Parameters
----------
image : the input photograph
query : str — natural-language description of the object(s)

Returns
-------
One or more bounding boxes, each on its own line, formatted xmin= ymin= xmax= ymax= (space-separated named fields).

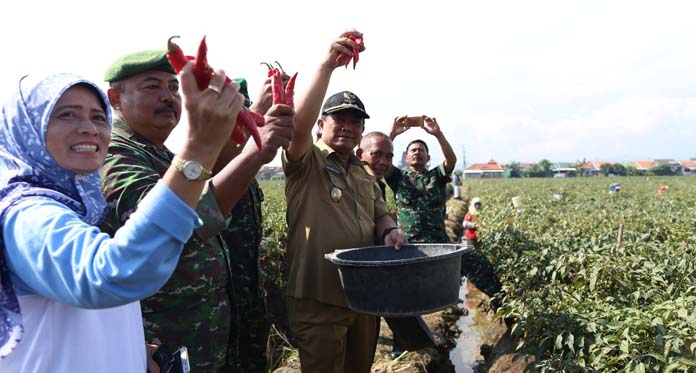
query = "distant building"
xmin=681 ymin=160 xmax=696 ymax=175
xmin=501 ymin=162 xmax=534 ymax=177
xmin=552 ymin=162 xmax=577 ymax=177
xmin=462 ymin=159 xmax=505 ymax=179
xmin=654 ymin=159 xmax=684 ymax=174
xmin=518 ymin=163 xmax=534 ymax=173
xmin=593 ymin=161 xmax=614 ymax=176
xmin=575 ymin=161 xmax=598 ymax=176
xmin=634 ymin=160 xmax=656 ymax=171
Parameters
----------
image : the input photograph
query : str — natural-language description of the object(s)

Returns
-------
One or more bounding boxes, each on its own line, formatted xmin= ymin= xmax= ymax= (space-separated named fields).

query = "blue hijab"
xmin=0 ymin=73 xmax=112 ymax=358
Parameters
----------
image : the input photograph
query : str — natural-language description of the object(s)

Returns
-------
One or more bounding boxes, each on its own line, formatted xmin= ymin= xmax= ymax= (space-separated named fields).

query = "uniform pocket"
xmin=356 ymin=179 xmax=376 ymax=219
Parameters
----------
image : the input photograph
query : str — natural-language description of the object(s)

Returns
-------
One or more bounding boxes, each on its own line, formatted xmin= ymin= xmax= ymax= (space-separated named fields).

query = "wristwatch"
xmin=173 ymin=157 xmax=212 ymax=181
xmin=382 ymin=226 xmax=399 ymax=242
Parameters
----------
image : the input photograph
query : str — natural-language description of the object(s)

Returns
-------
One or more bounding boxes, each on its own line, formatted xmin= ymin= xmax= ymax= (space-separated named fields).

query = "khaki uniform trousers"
xmin=288 ymin=297 xmax=378 ymax=373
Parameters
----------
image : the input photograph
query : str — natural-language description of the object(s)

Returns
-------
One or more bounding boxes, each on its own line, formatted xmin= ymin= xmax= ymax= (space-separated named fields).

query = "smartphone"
xmin=173 ymin=346 xmax=191 ymax=373
xmin=404 ymin=116 xmax=424 ymax=127
xmin=152 ymin=345 xmax=190 ymax=373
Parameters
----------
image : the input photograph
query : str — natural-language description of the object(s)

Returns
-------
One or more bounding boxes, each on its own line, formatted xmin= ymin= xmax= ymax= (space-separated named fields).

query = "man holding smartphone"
xmin=386 ymin=116 xmax=457 ymax=244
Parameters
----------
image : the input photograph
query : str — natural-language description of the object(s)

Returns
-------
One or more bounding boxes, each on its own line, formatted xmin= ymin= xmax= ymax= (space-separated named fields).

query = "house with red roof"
xmin=462 ymin=159 xmax=505 ymax=179
xmin=634 ymin=160 xmax=657 ymax=171
xmin=680 ymin=160 xmax=696 ymax=175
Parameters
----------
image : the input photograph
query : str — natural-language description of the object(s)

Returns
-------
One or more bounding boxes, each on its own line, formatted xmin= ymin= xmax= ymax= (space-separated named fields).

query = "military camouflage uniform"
xmin=384 ymin=163 xmax=452 ymax=243
xmin=100 ymin=121 xmax=232 ymax=371
xmin=219 ymin=179 xmax=270 ymax=372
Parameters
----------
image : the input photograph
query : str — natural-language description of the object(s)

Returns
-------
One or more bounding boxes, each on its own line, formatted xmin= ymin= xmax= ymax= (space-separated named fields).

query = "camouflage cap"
xmin=104 ymin=50 xmax=175 ymax=82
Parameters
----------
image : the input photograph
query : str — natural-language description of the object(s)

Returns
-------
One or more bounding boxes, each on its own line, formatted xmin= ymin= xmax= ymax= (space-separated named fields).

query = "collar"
xmin=361 ymin=162 xmax=376 ymax=177
xmin=112 ymin=120 xmax=174 ymax=158
xmin=404 ymin=167 xmax=427 ymax=176
xmin=316 ymin=139 xmax=362 ymax=166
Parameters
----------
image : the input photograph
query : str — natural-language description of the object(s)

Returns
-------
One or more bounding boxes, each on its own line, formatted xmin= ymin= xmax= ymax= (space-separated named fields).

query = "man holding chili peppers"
xmin=282 ymin=30 xmax=407 ymax=372
xmin=99 ymin=49 xmax=294 ymax=371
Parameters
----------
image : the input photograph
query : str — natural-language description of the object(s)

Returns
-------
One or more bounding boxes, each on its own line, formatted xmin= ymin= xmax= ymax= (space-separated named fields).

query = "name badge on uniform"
xmin=330 ymin=187 xmax=343 ymax=202
xmin=324 ymin=163 xmax=342 ymax=175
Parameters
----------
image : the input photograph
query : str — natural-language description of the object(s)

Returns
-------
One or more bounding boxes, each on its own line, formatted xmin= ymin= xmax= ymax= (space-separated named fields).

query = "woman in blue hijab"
xmin=0 ymin=66 xmax=244 ymax=371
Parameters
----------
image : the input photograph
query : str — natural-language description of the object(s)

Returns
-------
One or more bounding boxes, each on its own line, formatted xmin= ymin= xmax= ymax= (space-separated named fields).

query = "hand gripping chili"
xmin=335 ymin=32 xmax=364 ymax=69
xmin=166 ymin=36 xmax=265 ymax=149
xmin=260 ymin=61 xmax=298 ymax=107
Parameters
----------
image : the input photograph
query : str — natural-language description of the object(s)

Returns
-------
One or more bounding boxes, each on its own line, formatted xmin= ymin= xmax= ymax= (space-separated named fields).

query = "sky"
xmin=2 ymin=0 xmax=695 ymax=169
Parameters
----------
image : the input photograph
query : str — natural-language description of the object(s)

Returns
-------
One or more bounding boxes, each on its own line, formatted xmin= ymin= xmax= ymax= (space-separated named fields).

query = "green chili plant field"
xmin=258 ymin=176 xmax=696 ymax=372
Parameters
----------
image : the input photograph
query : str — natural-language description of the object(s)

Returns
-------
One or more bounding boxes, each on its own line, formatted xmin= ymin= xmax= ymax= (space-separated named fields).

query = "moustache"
xmin=154 ymin=103 xmax=178 ymax=115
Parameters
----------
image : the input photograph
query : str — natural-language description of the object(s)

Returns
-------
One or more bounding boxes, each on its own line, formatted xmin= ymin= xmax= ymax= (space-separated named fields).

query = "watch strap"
xmin=173 ymin=157 xmax=212 ymax=181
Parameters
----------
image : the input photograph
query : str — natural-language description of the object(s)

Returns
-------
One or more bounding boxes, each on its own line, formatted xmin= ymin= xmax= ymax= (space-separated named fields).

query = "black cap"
xmin=321 ymin=91 xmax=370 ymax=119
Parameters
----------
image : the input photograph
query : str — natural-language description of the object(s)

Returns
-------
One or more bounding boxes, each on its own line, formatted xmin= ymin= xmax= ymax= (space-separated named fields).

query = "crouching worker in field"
xmin=459 ymin=197 xmax=502 ymax=301
xmin=0 ymin=68 xmax=239 ymax=371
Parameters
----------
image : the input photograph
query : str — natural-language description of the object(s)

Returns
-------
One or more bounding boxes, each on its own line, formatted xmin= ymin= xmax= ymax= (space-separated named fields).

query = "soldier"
xmin=99 ymin=50 xmax=294 ymax=371
xmin=385 ymin=115 xmax=457 ymax=243
xmin=218 ymin=78 xmax=274 ymax=372
xmin=222 ymin=178 xmax=266 ymax=372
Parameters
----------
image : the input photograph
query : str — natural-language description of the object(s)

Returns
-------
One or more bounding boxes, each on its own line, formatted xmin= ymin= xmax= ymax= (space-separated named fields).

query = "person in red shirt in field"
xmin=463 ymin=197 xmax=482 ymax=249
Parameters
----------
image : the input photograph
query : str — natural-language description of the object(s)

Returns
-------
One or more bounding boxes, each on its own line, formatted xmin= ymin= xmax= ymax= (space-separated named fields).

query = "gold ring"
xmin=207 ymin=84 xmax=222 ymax=96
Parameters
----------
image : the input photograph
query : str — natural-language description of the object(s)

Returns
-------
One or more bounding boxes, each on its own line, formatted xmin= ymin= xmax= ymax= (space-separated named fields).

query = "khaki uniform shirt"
xmin=283 ymin=140 xmax=387 ymax=306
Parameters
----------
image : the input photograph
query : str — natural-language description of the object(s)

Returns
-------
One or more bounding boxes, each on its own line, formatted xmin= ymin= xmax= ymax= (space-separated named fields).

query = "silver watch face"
xmin=182 ymin=161 xmax=203 ymax=180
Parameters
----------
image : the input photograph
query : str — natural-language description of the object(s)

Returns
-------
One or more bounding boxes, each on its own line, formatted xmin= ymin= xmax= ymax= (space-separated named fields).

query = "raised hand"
xmin=326 ymin=29 xmax=366 ymax=70
xmin=253 ymin=104 xmax=295 ymax=164
xmin=252 ymin=71 xmax=292 ymax=115
xmin=389 ymin=115 xmax=409 ymax=139
xmin=423 ymin=116 xmax=443 ymax=137
xmin=179 ymin=63 xmax=244 ymax=156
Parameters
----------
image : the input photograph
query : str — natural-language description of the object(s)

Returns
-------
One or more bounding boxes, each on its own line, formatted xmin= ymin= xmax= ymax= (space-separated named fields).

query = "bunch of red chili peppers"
xmin=336 ymin=32 xmax=364 ymax=69
xmin=166 ymin=36 xmax=297 ymax=149
xmin=260 ymin=61 xmax=298 ymax=107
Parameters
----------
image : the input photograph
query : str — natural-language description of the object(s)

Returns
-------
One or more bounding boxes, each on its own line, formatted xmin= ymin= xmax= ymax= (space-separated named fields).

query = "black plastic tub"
xmin=324 ymin=244 xmax=473 ymax=317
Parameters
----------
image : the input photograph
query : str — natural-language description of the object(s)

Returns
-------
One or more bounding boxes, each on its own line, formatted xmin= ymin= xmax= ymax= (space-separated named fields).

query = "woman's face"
xmin=45 ymin=85 xmax=110 ymax=174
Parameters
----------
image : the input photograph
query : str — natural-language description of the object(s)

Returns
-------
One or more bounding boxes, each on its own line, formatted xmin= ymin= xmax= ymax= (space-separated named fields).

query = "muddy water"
xmin=449 ymin=279 xmax=489 ymax=372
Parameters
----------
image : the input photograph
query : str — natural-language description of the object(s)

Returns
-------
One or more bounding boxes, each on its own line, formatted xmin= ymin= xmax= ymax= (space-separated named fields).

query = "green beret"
xmin=232 ymin=78 xmax=253 ymax=108
xmin=104 ymin=50 xmax=175 ymax=82
xmin=232 ymin=78 xmax=248 ymax=99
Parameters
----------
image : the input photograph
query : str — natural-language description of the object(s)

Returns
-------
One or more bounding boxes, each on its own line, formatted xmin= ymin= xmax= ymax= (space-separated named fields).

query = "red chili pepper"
xmin=351 ymin=35 xmax=363 ymax=69
xmin=271 ymin=69 xmax=284 ymax=104
xmin=335 ymin=32 xmax=364 ymax=69
xmin=260 ymin=62 xmax=275 ymax=78
xmin=261 ymin=61 xmax=298 ymax=107
xmin=166 ymin=36 xmax=263 ymax=149
xmin=284 ymin=72 xmax=298 ymax=107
